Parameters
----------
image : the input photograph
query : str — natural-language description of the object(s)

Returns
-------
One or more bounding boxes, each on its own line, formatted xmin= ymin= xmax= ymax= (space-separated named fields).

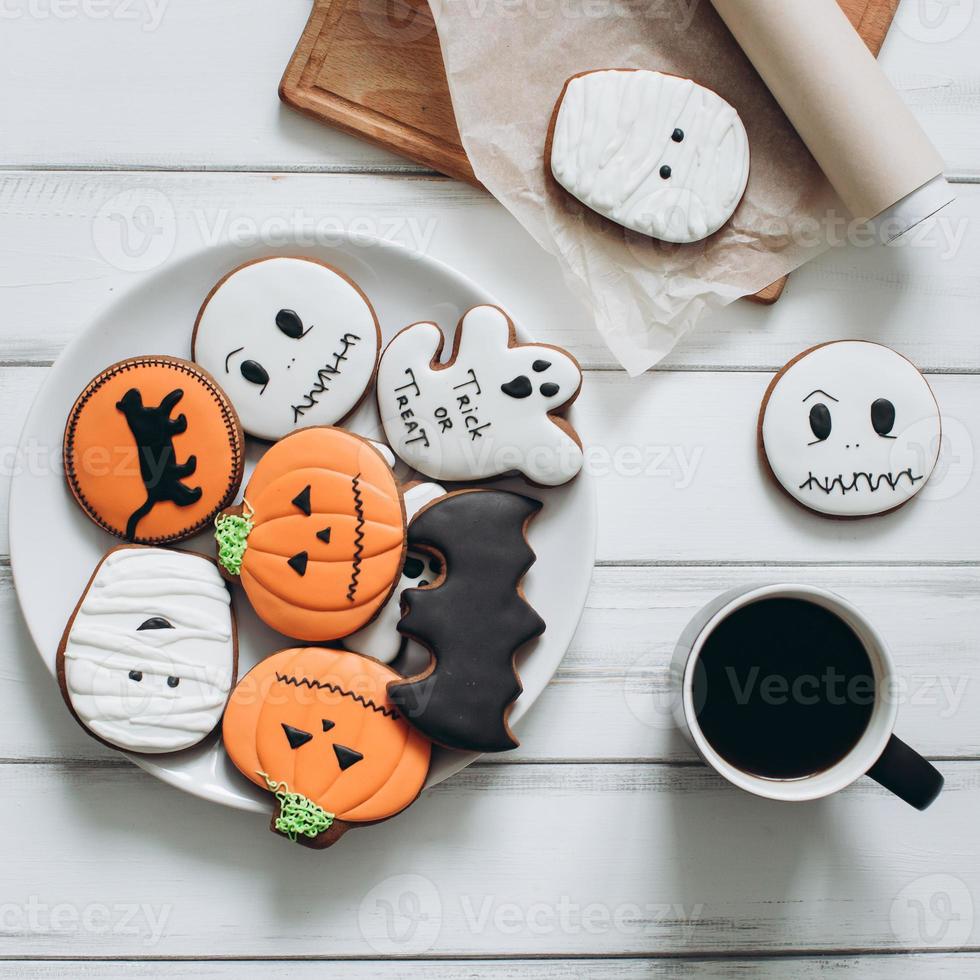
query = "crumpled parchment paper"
xmin=430 ymin=0 xmax=843 ymax=373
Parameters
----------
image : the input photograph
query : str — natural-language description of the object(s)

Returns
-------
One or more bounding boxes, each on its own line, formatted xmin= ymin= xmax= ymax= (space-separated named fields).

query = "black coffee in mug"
xmin=692 ymin=598 xmax=876 ymax=780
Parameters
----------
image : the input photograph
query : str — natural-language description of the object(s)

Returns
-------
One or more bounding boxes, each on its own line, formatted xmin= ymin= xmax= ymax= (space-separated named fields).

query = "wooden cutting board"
xmin=280 ymin=0 xmax=901 ymax=305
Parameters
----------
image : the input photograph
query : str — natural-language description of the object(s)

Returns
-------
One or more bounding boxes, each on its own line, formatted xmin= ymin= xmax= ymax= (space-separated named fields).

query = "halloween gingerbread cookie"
xmin=222 ymin=647 xmax=431 ymax=848
xmin=760 ymin=341 xmax=942 ymax=518
xmin=377 ymin=305 xmax=584 ymax=486
xmin=344 ymin=479 xmax=446 ymax=664
xmin=57 ymin=545 xmax=237 ymax=754
xmin=548 ymin=69 xmax=750 ymax=244
xmin=193 ymin=257 xmax=381 ymax=441
xmin=64 ymin=356 xmax=244 ymax=544
xmin=214 ymin=426 xmax=407 ymax=641
xmin=388 ymin=489 xmax=546 ymax=753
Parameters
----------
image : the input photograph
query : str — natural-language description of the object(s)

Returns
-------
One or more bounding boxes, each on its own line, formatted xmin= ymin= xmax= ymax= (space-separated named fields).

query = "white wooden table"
xmin=1 ymin=1 xmax=978 ymax=975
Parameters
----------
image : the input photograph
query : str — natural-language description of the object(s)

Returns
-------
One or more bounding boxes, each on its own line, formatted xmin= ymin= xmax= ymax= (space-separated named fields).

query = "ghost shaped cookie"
xmin=377 ymin=305 xmax=584 ymax=486
xmin=57 ymin=546 xmax=237 ymax=754
xmin=760 ymin=342 xmax=942 ymax=518
xmin=193 ymin=257 xmax=381 ymax=441
xmin=548 ymin=69 xmax=750 ymax=244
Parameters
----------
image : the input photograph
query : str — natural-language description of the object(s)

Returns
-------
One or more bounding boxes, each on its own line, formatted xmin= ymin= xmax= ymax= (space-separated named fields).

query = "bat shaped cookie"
xmin=387 ymin=489 xmax=546 ymax=753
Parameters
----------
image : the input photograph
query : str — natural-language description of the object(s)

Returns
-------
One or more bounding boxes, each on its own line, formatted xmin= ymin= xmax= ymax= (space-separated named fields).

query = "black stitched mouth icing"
xmin=347 ymin=473 xmax=365 ymax=602
xmin=290 ymin=332 xmax=361 ymax=423
xmin=799 ymin=470 xmax=924 ymax=495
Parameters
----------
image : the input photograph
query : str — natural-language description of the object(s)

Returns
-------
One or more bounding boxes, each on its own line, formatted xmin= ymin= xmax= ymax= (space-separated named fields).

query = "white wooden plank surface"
xmin=3 ymin=564 xmax=977 ymax=765
xmin=2 ymin=365 xmax=975 ymax=562
xmin=0 ymin=760 xmax=975 ymax=957
xmin=1 ymin=171 xmax=979 ymax=372
xmin=0 ymin=955 xmax=977 ymax=978
xmin=0 ymin=0 xmax=976 ymax=176
xmin=2 ymin=0 xmax=978 ymax=971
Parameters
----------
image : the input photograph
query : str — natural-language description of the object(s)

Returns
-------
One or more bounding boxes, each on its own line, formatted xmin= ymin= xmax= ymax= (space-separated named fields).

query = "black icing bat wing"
xmin=387 ymin=489 xmax=546 ymax=752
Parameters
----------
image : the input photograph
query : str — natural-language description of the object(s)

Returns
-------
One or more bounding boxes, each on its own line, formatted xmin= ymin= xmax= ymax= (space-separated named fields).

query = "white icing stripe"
xmin=62 ymin=548 xmax=235 ymax=754
xmin=551 ymin=70 xmax=750 ymax=244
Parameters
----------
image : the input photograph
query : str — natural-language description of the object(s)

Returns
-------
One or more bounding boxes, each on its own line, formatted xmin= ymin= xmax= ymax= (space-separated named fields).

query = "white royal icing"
xmin=550 ymin=70 xmax=750 ymax=244
xmin=761 ymin=342 xmax=941 ymax=518
xmin=194 ymin=257 xmax=380 ymax=441
xmin=377 ymin=305 xmax=584 ymax=485
xmin=344 ymin=480 xmax=446 ymax=664
xmin=62 ymin=548 xmax=236 ymax=753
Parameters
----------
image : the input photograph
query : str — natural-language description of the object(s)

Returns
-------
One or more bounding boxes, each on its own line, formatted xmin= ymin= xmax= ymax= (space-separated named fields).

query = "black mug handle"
xmin=867 ymin=734 xmax=944 ymax=810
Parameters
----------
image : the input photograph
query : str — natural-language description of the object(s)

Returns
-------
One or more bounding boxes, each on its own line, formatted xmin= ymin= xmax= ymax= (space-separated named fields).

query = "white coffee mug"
xmin=671 ymin=583 xmax=943 ymax=809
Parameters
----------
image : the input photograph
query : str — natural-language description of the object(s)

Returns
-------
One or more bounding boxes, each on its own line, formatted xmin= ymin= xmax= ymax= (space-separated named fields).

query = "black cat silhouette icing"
xmin=387 ymin=488 xmax=546 ymax=753
xmin=116 ymin=388 xmax=203 ymax=540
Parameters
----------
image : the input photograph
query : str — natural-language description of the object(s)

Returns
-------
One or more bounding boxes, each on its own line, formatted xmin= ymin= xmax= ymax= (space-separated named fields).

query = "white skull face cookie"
xmin=549 ymin=69 xmax=750 ymax=244
xmin=193 ymin=257 xmax=381 ymax=441
xmin=377 ymin=305 xmax=584 ymax=486
xmin=760 ymin=342 xmax=942 ymax=518
xmin=57 ymin=546 xmax=237 ymax=754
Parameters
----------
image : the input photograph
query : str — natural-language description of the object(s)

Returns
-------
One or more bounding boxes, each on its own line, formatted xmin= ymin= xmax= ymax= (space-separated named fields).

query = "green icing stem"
xmin=258 ymin=772 xmax=335 ymax=843
xmin=214 ymin=510 xmax=253 ymax=577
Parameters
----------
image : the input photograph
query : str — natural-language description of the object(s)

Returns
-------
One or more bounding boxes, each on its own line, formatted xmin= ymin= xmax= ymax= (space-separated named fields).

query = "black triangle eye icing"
xmin=334 ymin=744 xmax=363 ymax=771
xmin=282 ymin=723 xmax=313 ymax=749
xmin=292 ymin=485 xmax=312 ymax=516
xmin=809 ymin=403 xmax=832 ymax=443
xmin=871 ymin=398 xmax=896 ymax=437
xmin=276 ymin=309 xmax=310 ymax=339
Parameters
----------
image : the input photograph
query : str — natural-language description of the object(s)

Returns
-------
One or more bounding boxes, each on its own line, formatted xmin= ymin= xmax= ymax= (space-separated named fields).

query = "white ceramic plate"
xmin=9 ymin=236 xmax=596 ymax=814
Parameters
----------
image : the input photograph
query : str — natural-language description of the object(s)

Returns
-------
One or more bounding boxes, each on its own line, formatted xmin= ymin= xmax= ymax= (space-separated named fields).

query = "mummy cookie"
xmin=760 ymin=342 xmax=942 ymax=518
xmin=57 ymin=546 xmax=236 ymax=754
xmin=222 ymin=648 xmax=431 ymax=849
xmin=64 ymin=356 xmax=244 ymax=544
xmin=193 ymin=257 xmax=381 ymax=441
xmin=377 ymin=305 xmax=584 ymax=485
xmin=214 ymin=427 xmax=406 ymax=641
xmin=344 ymin=480 xmax=446 ymax=664
xmin=548 ymin=69 xmax=750 ymax=244
xmin=388 ymin=489 xmax=546 ymax=753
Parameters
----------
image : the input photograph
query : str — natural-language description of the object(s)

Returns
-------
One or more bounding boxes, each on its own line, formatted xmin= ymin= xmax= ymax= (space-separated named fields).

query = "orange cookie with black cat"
xmin=64 ymin=356 xmax=244 ymax=544
xmin=214 ymin=426 xmax=407 ymax=642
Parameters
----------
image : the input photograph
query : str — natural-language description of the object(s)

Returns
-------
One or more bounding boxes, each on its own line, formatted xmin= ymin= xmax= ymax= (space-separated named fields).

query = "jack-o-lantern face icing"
xmin=222 ymin=647 xmax=431 ymax=848
xmin=760 ymin=342 xmax=942 ymax=518
xmin=57 ymin=546 xmax=236 ymax=754
xmin=193 ymin=257 xmax=381 ymax=441
xmin=64 ymin=356 xmax=244 ymax=544
xmin=214 ymin=427 xmax=406 ymax=641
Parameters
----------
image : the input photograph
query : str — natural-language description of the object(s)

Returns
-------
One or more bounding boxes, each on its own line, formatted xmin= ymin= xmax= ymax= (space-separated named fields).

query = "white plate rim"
xmin=9 ymin=231 xmax=597 ymax=814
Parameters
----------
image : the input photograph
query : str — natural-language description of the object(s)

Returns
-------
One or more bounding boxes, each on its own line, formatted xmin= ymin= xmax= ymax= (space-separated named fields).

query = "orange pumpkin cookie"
xmin=223 ymin=647 xmax=432 ymax=848
xmin=214 ymin=426 xmax=406 ymax=641
xmin=64 ymin=356 xmax=244 ymax=544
